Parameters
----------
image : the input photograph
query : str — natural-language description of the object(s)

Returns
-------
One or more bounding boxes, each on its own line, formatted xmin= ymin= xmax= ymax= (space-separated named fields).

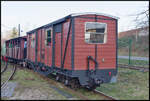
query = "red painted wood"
xmin=41 ymin=29 xmax=45 ymax=64
xmin=26 ymin=14 xmax=117 ymax=71
xmin=44 ymin=28 xmax=52 ymax=66
xmin=5 ymin=37 xmax=26 ymax=59
xmin=55 ymin=32 xmax=61 ymax=67
xmin=74 ymin=15 xmax=117 ymax=70
xmin=37 ymin=29 xmax=41 ymax=62
xmin=62 ymin=19 xmax=72 ymax=70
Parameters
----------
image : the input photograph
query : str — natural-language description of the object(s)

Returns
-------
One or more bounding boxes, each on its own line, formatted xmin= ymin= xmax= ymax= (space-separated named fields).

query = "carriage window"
xmin=46 ymin=29 xmax=51 ymax=46
xmin=85 ymin=22 xmax=107 ymax=44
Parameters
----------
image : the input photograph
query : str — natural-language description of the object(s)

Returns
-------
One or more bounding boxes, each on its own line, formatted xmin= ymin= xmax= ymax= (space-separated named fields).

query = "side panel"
xmin=27 ymin=34 xmax=30 ymax=60
xmin=74 ymin=17 xmax=95 ymax=70
xmin=13 ymin=41 xmax=16 ymax=58
xmin=74 ymin=15 xmax=116 ymax=70
xmin=5 ymin=42 xmax=7 ymax=56
xmin=14 ymin=40 xmax=18 ymax=58
xmin=18 ymin=40 xmax=21 ymax=59
xmin=35 ymin=31 xmax=38 ymax=63
xmin=27 ymin=33 xmax=36 ymax=62
xmin=20 ymin=40 xmax=23 ymax=59
xmin=55 ymin=32 xmax=61 ymax=68
xmin=47 ymin=46 xmax=52 ymax=66
xmin=21 ymin=39 xmax=25 ymax=59
xmin=37 ymin=29 xmax=41 ymax=62
xmin=62 ymin=19 xmax=72 ymax=70
xmin=45 ymin=46 xmax=48 ymax=65
xmin=41 ymin=29 xmax=45 ymax=64
xmin=97 ymin=19 xmax=116 ymax=69
xmin=12 ymin=41 xmax=14 ymax=58
xmin=31 ymin=34 xmax=35 ymax=62
xmin=44 ymin=27 xmax=52 ymax=66
xmin=19 ymin=46 xmax=21 ymax=59
xmin=54 ymin=24 xmax=62 ymax=68
xmin=5 ymin=37 xmax=26 ymax=60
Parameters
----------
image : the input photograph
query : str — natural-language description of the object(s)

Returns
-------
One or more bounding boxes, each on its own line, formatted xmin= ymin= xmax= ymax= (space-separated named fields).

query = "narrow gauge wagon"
xmin=25 ymin=12 xmax=119 ymax=89
xmin=5 ymin=36 xmax=27 ymax=64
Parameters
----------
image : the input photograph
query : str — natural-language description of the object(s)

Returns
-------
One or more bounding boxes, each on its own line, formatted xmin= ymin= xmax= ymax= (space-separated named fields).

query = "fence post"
xmin=128 ymin=38 xmax=132 ymax=65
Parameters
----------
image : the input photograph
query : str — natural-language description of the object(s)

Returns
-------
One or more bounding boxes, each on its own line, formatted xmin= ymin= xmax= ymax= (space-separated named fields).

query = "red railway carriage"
xmin=26 ymin=13 xmax=119 ymax=89
xmin=5 ymin=36 xmax=27 ymax=63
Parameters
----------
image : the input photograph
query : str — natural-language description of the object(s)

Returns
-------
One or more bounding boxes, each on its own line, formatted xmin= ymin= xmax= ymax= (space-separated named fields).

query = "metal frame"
xmin=25 ymin=59 xmax=116 ymax=85
xmin=84 ymin=22 xmax=108 ymax=44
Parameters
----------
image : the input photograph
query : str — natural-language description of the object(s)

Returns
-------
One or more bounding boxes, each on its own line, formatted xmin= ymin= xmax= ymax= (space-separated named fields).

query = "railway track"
xmin=1 ymin=61 xmax=8 ymax=74
xmin=1 ymin=63 xmax=117 ymax=100
xmin=1 ymin=64 xmax=17 ymax=90
xmin=118 ymin=64 xmax=149 ymax=72
xmin=48 ymin=74 xmax=117 ymax=100
xmin=22 ymin=66 xmax=117 ymax=100
xmin=93 ymin=89 xmax=117 ymax=100
xmin=23 ymin=68 xmax=89 ymax=100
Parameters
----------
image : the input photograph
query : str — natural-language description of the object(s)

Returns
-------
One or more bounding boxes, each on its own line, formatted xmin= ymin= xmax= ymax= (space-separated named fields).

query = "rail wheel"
xmin=86 ymin=85 xmax=96 ymax=91
xmin=61 ymin=75 xmax=65 ymax=83
xmin=28 ymin=62 xmax=35 ymax=71
xmin=56 ymin=73 xmax=61 ymax=82
xmin=65 ymin=79 xmax=69 ymax=86
xmin=70 ymin=78 xmax=80 ymax=89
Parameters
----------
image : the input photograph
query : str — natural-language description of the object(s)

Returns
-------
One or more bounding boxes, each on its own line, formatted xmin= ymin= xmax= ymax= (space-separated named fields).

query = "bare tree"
xmin=134 ymin=5 xmax=149 ymax=29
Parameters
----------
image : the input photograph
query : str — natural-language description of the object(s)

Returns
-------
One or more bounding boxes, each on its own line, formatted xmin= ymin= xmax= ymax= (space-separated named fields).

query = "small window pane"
xmin=47 ymin=30 xmax=51 ymax=37
xmin=46 ymin=29 xmax=52 ymax=46
xmin=85 ymin=22 xmax=107 ymax=44
xmin=47 ymin=38 xmax=51 ymax=43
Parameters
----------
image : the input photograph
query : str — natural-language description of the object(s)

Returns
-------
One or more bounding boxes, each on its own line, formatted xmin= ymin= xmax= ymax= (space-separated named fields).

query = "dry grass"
xmin=96 ymin=67 xmax=149 ymax=100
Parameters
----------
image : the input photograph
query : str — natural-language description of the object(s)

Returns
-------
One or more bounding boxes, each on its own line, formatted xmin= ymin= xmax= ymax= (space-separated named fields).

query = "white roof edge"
xmin=71 ymin=12 xmax=120 ymax=19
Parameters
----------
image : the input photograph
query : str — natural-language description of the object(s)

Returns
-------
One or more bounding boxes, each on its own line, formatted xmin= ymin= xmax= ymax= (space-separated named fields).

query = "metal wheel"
xmin=65 ymin=79 xmax=69 ymax=86
xmin=56 ymin=75 xmax=60 ymax=81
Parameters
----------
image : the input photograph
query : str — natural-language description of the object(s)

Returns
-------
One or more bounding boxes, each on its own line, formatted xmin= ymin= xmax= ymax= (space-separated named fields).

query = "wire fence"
xmin=118 ymin=37 xmax=149 ymax=68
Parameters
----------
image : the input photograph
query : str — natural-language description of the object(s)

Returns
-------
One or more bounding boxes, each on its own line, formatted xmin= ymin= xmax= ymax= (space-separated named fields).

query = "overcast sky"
xmin=1 ymin=1 xmax=148 ymax=38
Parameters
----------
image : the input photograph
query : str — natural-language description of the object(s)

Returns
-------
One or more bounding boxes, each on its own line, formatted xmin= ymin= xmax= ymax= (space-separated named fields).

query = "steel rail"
xmin=1 ymin=65 xmax=17 ymax=90
xmin=24 ymin=68 xmax=89 ymax=100
xmin=118 ymin=64 xmax=149 ymax=72
xmin=93 ymin=89 xmax=117 ymax=100
xmin=23 ymin=66 xmax=117 ymax=100
xmin=1 ymin=61 xmax=8 ymax=74
xmin=10 ymin=63 xmax=118 ymax=100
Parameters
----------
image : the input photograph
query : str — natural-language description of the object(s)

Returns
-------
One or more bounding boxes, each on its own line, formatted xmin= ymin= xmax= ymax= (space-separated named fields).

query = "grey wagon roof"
xmin=27 ymin=12 xmax=119 ymax=34
xmin=71 ymin=12 xmax=119 ymax=19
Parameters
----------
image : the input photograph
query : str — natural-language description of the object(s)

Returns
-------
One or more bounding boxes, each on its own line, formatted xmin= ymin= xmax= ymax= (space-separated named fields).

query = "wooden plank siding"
xmin=74 ymin=15 xmax=116 ymax=70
